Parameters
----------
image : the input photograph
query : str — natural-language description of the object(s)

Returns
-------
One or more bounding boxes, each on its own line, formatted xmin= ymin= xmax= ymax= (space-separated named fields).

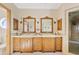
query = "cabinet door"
xmin=13 ymin=37 xmax=20 ymax=52
xmin=33 ymin=37 xmax=42 ymax=51
xmin=43 ymin=38 xmax=55 ymax=52
xmin=20 ymin=38 xmax=32 ymax=52
xmin=56 ymin=37 xmax=62 ymax=51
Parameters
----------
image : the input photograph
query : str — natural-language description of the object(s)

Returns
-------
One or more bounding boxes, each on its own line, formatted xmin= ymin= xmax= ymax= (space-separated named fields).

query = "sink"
xmin=32 ymin=33 xmax=42 ymax=36
xmin=20 ymin=33 xmax=42 ymax=37
xmin=19 ymin=33 xmax=42 ymax=36
xmin=21 ymin=33 xmax=35 ymax=36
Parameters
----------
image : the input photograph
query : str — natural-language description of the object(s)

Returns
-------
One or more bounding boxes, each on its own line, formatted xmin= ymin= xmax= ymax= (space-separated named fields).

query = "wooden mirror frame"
xmin=40 ymin=16 xmax=53 ymax=33
xmin=23 ymin=16 xmax=36 ymax=33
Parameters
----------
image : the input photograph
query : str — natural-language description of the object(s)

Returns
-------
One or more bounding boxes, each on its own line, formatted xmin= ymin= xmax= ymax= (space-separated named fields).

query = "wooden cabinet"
xmin=42 ymin=37 xmax=55 ymax=52
xmin=13 ymin=37 xmax=62 ymax=53
xmin=13 ymin=18 xmax=18 ymax=30
xmin=33 ymin=37 xmax=42 ymax=51
xmin=55 ymin=37 xmax=62 ymax=51
xmin=20 ymin=38 xmax=32 ymax=52
xmin=13 ymin=37 xmax=32 ymax=52
xmin=57 ymin=19 xmax=62 ymax=30
xmin=13 ymin=37 xmax=20 ymax=52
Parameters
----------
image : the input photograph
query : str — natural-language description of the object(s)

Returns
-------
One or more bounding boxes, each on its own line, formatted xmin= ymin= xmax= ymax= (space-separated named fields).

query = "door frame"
xmin=0 ymin=4 xmax=11 ymax=54
xmin=65 ymin=6 xmax=79 ymax=54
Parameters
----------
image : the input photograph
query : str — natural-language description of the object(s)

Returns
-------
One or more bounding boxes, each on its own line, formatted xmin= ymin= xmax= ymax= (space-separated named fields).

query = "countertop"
xmin=11 ymin=33 xmax=62 ymax=38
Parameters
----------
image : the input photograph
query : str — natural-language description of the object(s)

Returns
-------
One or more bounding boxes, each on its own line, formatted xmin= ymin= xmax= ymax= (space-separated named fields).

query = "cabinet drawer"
xmin=43 ymin=37 xmax=55 ymax=52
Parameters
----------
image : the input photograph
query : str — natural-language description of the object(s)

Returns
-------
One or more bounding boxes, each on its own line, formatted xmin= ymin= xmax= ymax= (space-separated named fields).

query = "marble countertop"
xmin=11 ymin=33 xmax=62 ymax=38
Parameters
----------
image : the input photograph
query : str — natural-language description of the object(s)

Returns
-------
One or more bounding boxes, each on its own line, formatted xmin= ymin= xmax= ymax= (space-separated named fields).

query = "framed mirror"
xmin=23 ymin=16 xmax=36 ymax=33
xmin=40 ymin=16 xmax=53 ymax=33
xmin=57 ymin=18 xmax=62 ymax=30
xmin=13 ymin=18 xmax=18 ymax=30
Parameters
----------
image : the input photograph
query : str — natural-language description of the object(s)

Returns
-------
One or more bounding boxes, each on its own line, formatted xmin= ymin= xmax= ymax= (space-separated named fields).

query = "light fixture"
xmin=54 ymin=21 xmax=56 ymax=24
xmin=20 ymin=21 xmax=22 ymax=24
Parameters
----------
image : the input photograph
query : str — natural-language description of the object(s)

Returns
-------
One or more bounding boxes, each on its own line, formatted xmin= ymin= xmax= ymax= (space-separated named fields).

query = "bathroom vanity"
xmin=12 ymin=33 xmax=62 ymax=53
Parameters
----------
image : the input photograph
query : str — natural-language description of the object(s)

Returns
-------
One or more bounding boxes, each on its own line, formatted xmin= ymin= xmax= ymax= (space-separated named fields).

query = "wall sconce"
xmin=54 ymin=21 xmax=56 ymax=24
xmin=37 ymin=21 xmax=39 ymax=24
xmin=20 ymin=21 xmax=22 ymax=24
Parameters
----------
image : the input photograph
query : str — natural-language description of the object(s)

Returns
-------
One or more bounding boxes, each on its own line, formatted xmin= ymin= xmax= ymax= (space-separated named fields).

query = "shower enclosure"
xmin=69 ymin=11 xmax=79 ymax=54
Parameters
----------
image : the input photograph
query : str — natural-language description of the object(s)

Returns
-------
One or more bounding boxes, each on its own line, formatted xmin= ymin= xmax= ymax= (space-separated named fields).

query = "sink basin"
xmin=33 ymin=33 xmax=42 ymax=35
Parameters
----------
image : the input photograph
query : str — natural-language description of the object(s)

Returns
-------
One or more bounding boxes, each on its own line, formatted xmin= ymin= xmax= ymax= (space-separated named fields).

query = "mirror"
xmin=13 ymin=18 xmax=18 ymax=30
xmin=23 ymin=16 xmax=36 ymax=33
xmin=57 ymin=19 xmax=62 ymax=30
xmin=40 ymin=16 xmax=53 ymax=33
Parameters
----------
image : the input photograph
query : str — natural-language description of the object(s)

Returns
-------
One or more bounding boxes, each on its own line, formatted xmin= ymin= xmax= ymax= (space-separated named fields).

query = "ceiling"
xmin=14 ymin=3 xmax=62 ymax=9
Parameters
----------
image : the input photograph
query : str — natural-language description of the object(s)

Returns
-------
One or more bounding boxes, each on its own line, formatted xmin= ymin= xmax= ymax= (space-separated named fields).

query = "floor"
xmin=69 ymin=40 xmax=79 ymax=54
xmin=12 ymin=52 xmax=65 ymax=55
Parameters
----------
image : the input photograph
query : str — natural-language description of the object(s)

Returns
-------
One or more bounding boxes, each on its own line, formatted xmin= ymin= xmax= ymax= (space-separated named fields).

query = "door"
xmin=20 ymin=38 xmax=32 ymax=52
xmin=33 ymin=37 xmax=42 ymax=51
xmin=43 ymin=37 xmax=55 ymax=52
